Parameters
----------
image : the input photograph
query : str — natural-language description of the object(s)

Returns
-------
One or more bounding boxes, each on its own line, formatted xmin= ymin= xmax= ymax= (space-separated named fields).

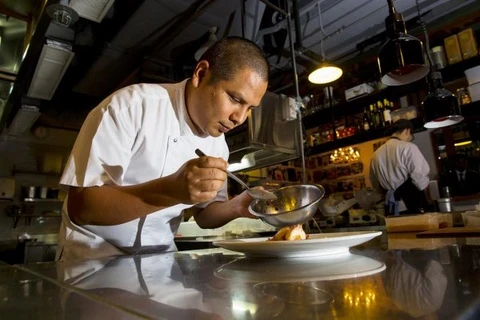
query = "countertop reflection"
xmin=3 ymin=232 xmax=480 ymax=319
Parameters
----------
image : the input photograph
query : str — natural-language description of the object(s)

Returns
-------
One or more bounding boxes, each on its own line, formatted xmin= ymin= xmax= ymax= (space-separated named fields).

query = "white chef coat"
xmin=370 ymin=138 xmax=430 ymax=192
xmin=57 ymin=80 xmax=229 ymax=262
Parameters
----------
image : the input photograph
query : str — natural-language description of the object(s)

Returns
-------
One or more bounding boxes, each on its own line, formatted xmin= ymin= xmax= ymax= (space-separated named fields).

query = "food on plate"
xmin=269 ymin=224 xmax=308 ymax=241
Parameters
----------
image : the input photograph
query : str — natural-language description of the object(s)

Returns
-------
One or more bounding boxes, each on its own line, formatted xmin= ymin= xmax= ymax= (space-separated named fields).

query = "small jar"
xmin=456 ymin=87 xmax=471 ymax=105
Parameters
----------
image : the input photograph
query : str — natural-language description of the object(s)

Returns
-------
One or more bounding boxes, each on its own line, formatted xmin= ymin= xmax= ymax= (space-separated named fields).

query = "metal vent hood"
xmin=226 ymin=92 xmax=300 ymax=172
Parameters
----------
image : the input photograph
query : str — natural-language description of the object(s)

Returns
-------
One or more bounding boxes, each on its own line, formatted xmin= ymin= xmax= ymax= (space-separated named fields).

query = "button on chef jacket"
xmin=57 ymin=80 xmax=229 ymax=262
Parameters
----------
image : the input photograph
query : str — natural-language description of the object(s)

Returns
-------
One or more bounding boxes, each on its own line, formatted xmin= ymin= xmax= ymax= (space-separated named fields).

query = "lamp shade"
xmin=308 ymin=62 xmax=343 ymax=84
xmin=377 ymin=0 xmax=429 ymax=86
xmin=378 ymin=34 xmax=429 ymax=86
xmin=422 ymin=72 xmax=463 ymax=129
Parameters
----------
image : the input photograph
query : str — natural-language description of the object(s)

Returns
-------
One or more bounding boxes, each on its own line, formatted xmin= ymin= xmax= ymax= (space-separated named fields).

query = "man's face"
xmin=189 ymin=63 xmax=268 ymax=137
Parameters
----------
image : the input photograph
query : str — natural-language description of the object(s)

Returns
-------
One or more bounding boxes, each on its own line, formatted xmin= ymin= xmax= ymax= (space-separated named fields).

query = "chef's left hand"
xmin=231 ymin=187 xmax=267 ymax=219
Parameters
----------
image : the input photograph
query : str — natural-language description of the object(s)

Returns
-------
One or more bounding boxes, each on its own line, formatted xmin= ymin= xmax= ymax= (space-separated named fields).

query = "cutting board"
xmin=416 ymin=227 xmax=480 ymax=238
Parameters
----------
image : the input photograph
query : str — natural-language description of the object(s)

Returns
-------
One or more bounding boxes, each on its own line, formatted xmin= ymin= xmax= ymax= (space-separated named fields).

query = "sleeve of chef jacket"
xmin=404 ymin=143 xmax=430 ymax=191
xmin=369 ymin=161 xmax=382 ymax=193
xmin=61 ymin=95 xmax=135 ymax=187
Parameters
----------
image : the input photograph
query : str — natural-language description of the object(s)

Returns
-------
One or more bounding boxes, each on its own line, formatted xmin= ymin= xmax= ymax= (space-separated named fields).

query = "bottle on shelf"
xmin=383 ymin=99 xmax=392 ymax=126
xmin=370 ymin=104 xmax=379 ymax=128
xmin=363 ymin=106 xmax=371 ymax=131
xmin=377 ymin=101 xmax=385 ymax=127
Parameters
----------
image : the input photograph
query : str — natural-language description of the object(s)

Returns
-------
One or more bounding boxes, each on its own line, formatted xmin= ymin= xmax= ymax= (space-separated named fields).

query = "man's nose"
xmin=231 ymin=107 xmax=249 ymax=126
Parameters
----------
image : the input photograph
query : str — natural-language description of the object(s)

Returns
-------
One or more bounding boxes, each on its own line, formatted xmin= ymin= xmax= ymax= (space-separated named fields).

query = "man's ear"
xmin=192 ymin=60 xmax=210 ymax=88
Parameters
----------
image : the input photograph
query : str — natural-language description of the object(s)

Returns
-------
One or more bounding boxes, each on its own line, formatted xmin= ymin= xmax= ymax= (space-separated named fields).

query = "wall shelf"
xmin=305 ymin=118 xmax=425 ymax=156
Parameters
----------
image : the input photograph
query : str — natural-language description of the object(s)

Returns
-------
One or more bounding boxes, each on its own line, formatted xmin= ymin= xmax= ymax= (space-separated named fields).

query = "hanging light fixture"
xmin=308 ymin=61 xmax=343 ymax=84
xmin=194 ymin=27 xmax=218 ymax=61
xmin=308 ymin=3 xmax=342 ymax=84
xmin=422 ymin=72 xmax=463 ymax=128
xmin=410 ymin=0 xmax=463 ymax=128
xmin=377 ymin=0 xmax=429 ymax=86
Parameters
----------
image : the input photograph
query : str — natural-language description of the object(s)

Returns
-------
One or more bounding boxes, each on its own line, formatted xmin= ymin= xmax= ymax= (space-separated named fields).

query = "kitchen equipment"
xmin=225 ymin=91 xmax=300 ymax=172
xmin=458 ymin=28 xmax=478 ymax=59
xmin=248 ymin=184 xmax=325 ymax=228
xmin=195 ymin=149 xmax=277 ymax=201
xmin=437 ymin=198 xmax=452 ymax=212
xmin=456 ymin=88 xmax=471 ymax=105
xmin=348 ymin=209 xmax=378 ymax=225
xmin=467 ymin=82 xmax=480 ymax=102
xmin=25 ymin=185 xmax=36 ymax=199
xmin=39 ymin=186 xmax=48 ymax=199
xmin=318 ymin=193 xmax=357 ymax=217
xmin=464 ymin=65 xmax=480 ymax=85
xmin=444 ymin=34 xmax=462 ymax=64
xmin=430 ymin=46 xmax=447 ymax=69
xmin=354 ymin=188 xmax=383 ymax=210
xmin=345 ymin=83 xmax=374 ymax=101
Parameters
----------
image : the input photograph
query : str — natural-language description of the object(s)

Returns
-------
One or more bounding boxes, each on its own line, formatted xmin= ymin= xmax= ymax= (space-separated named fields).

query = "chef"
xmin=56 ymin=37 xmax=269 ymax=261
xmin=370 ymin=119 xmax=432 ymax=215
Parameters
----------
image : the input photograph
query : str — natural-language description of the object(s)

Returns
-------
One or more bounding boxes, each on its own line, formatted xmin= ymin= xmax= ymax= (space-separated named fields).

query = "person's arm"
xmin=192 ymin=190 xmax=255 ymax=229
xmin=406 ymin=144 xmax=430 ymax=191
xmin=68 ymin=156 xmax=228 ymax=226
xmin=369 ymin=160 xmax=383 ymax=193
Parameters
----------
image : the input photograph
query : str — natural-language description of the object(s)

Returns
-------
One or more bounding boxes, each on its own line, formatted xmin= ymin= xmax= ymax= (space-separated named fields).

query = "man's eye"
xmin=229 ymin=95 xmax=240 ymax=103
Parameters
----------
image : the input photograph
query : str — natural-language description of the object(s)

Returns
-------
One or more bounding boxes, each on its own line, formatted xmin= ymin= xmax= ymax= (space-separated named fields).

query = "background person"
xmin=370 ymin=119 xmax=432 ymax=215
xmin=445 ymin=153 xmax=480 ymax=197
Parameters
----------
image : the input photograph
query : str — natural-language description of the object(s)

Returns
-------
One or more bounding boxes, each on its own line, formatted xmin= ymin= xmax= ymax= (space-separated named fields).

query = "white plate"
xmin=212 ymin=231 xmax=382 ymax=258
xmin=214 ymin=252 xmax=386 ymax=282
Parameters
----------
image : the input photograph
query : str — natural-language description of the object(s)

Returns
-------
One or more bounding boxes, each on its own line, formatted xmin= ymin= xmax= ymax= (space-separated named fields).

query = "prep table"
xmin=1 ymin=231 xmax=480 ymax=319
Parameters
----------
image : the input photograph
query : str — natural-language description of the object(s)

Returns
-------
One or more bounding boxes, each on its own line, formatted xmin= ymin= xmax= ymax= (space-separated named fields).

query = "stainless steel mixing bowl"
xmin=249 ymin=184 xmax=325 ymax=228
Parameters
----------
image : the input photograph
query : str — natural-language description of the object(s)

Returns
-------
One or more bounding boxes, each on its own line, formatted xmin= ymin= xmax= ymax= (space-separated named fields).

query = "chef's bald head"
xmin=198 ymin=36 xmax=269 ymax=84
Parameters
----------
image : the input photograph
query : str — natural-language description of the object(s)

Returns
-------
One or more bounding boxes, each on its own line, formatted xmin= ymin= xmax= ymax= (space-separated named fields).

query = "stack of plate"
xmin=465 ymin=65 xmax=480 ymax=102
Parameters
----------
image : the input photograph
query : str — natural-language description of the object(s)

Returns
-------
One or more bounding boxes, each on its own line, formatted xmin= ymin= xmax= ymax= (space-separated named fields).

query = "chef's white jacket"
xmin=56 ymin=80 xmax=229 ymax=262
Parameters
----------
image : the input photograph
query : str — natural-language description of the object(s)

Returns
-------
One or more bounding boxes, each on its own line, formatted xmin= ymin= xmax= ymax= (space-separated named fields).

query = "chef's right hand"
xmin=171 ymin=155 xmax=228 ymax=204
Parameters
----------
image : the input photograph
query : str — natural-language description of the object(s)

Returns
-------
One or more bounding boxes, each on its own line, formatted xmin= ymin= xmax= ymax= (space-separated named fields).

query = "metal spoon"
xmin=195 ymin=149 xmax=278 ymax=201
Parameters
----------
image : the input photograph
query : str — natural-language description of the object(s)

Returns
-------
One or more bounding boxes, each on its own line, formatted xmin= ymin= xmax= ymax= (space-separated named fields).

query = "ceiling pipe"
xmin=284 ymin=0 xmax=306 ymax=184
xmin=291 ymin=0 xmax=303 ymax=50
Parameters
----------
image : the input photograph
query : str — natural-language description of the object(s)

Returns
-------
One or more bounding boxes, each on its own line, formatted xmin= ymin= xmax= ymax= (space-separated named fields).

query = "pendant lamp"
xmin=307 ymin=4 xmax=342 ymax=85
xmin=422 ymin=72 xmax=463 ymax=129
xmin=308 ymin=61 xmax=343 ymax=84
xmin=377 ymin=0 xmax=429 ymax=86
xmin=409 ymin=0 xmax=463 ymax=129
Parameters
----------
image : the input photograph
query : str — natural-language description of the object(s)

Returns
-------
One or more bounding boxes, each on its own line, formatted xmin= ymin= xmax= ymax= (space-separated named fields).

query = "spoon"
xmin=195 ymin=149 xmax=278 ymax=201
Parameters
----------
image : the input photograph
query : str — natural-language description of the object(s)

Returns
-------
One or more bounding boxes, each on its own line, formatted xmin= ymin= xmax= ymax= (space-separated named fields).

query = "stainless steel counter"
xmin=2 ymin=231 xmax=480 ymax=319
